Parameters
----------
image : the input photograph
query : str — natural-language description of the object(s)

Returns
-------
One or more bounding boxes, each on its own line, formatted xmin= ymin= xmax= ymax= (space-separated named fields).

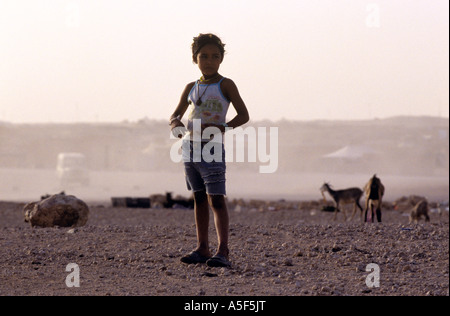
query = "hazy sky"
xmin=0 ymin=0 xmax=448 ymax=123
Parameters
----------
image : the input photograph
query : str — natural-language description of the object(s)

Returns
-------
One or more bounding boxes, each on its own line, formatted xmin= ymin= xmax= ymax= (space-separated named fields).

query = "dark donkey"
xmin=363 ymin=174 xmax=385 ymax=223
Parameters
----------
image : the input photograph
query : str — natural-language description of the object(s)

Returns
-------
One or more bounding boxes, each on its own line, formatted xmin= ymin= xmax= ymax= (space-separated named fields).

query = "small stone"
xmin=332 ymin=243 xmax=342 ymax=252
xmin=321 ymin=286 xmax=332 ymax=293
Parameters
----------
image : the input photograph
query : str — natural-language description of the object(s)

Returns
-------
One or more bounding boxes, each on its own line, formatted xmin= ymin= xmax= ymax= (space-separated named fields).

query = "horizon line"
xmin=1 ymin=114 xmax=449 ymax=126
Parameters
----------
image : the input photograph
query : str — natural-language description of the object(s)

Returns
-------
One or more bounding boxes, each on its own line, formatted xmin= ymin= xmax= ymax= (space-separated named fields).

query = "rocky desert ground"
xmin=1 ymin=117 xmax=448 ymax=297
xmin=0 ymin=197 xmax=448 ymax=297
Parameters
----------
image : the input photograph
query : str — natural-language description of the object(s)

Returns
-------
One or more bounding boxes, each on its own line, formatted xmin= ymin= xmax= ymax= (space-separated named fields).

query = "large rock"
xmin=24 ymin=194 xmax=89 ymax=228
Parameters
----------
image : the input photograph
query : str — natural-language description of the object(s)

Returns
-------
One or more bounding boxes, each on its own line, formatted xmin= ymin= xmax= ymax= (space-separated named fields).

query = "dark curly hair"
xmin=191 ymin=33 xmax=226 ymax=64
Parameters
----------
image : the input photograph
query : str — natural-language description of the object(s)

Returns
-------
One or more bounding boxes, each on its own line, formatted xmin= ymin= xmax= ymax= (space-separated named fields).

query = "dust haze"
xmin=0 ymin=116 xmax=448 ymax=203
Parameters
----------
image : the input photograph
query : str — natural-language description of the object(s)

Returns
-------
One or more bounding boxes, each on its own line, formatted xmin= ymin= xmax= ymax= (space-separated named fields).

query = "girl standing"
xmin=169 ymin=33 xmax=249 ymax=267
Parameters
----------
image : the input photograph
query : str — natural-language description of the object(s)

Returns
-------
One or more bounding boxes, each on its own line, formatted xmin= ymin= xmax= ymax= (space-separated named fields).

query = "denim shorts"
xmin=182 ymin=140 xmax=226 ymax=196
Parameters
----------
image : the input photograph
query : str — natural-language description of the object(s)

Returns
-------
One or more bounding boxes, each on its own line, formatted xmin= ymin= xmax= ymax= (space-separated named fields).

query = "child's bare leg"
xmin=209 ymin=194 xmax=229 ymax=258
xmin=194 ymin=190 xmax=211 ymax=257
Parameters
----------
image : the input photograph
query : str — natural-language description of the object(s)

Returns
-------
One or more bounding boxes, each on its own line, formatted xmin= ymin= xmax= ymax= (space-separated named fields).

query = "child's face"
xmin=196 ymin=44 xmax=223 ymax=77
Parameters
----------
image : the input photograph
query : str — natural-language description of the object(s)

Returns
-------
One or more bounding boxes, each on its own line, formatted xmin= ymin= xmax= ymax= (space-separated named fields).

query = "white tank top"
xmin=185 ymin=77 xmax=230 ymax=141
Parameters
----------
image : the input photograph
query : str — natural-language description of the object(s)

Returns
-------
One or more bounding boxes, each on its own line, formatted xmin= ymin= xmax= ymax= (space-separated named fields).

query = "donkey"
xmin=409 ymin=199 xmax=430 ymax=224
xmin=320 ymin=183 xmax=364 ymax=221
xmin=363 ymin=174 xmax=385 ymax=223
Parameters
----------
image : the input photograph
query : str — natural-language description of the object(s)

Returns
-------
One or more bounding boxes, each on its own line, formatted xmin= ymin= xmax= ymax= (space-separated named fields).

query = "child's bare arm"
xmin=222 ymin=79 xmax=250 ymax=128
xmin=170 ymin=82 xmax=195 ymax=129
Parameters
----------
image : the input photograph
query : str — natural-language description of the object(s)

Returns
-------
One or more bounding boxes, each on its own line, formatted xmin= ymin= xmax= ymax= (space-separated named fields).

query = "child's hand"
xmin=171 ymin=120 xmax=187 ymax=138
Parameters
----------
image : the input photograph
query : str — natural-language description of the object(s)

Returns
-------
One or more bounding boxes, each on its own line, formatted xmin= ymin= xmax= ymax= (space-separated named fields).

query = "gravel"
xmin=0 ymin=201 xmax=448 ymax=296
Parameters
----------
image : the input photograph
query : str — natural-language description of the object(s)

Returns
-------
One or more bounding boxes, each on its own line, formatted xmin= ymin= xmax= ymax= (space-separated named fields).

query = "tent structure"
xmin=323 ymin=145 xmax=376 ymax=160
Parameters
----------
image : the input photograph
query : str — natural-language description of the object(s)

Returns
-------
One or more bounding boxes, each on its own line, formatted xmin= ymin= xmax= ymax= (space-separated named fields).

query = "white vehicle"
xmin=57 ymin=153 xmax=90 ymax=187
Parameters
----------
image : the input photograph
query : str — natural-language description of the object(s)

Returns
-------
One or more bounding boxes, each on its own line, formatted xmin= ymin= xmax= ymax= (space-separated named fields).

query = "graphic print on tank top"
xmin=186 ymin=78 xmax=230 ymax=141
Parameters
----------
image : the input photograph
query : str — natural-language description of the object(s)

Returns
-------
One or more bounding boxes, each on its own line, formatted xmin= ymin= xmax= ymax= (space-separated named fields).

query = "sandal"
xmin=180 ymin=251 xmax=210 ymax=265
xmin=206 ymin=254 xmax=231 ymax=268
